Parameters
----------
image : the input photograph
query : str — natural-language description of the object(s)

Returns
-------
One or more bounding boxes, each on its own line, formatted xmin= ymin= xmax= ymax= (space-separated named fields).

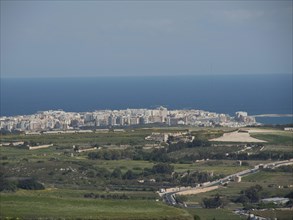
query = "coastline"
xmin=253 ymin=114 xmax=293 ymax=117
xmin=1 ymin=75 xmax=292 ymax=122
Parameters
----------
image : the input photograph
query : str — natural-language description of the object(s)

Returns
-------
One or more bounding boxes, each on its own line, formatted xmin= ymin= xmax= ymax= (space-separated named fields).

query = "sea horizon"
xmin=1 ymin=72 xmax=291 ymax=79
xmin=1 ymin=74 xmax=292 ymax=124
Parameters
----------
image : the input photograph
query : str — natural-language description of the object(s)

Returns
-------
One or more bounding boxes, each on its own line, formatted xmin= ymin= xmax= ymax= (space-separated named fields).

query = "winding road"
xmin=160 ymin=159 xmax=293 ymax=206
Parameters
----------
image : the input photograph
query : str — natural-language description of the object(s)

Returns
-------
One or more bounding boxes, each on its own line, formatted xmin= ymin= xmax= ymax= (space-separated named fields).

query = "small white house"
xmin=284 ymin=127 xmax=293 ymax=131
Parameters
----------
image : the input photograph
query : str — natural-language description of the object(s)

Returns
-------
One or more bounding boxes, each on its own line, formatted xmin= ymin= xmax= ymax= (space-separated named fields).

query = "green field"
xmin=0 ymin=129 xmax=153 ymax=147
xmin=184 ymin=169 xmax=293 ymax=205
xmin=243 ymin=170 xmax=293 ymax=186
xmin=251 ymin=210 xmax=293 ymax=220
xmin=1 ymin=127 xmax=292 ymax=220
xmin=250 ymin=132 xmax=293 ymax=145
xmin=0 ymin=190 xmax=192 ymax=220
xmin=187 ymin=208 xmax=245 ymax=220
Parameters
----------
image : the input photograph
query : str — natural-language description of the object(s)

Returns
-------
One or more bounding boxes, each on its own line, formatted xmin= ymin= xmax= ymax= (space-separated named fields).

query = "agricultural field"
xmin=1 ymin=189 xmax=191 ymax=220
xmin=172 ymin=160 xmax=251 ymax=176
xmin=251 ymin=210 xmax=293 ymax=220
xmin=187 ymin=208 xmax=246 ymax=220
xmin=0 ymin=129 xmax=154 ymax=147
xmin=250 ymin=131 xmax=293 ymax=146
xmin=1 ymin=127 xmax=292 ymax=219
xmin=182 ymin=170 xmax=293 ymax=205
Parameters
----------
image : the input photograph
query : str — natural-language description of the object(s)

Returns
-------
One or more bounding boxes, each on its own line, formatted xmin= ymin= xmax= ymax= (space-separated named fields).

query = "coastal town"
xmin=0 ymin=107 xmax=257 ymax=132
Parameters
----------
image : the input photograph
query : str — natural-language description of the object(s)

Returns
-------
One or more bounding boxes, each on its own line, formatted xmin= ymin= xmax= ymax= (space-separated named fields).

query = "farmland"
xmin=0 ymin=127 xmax=292 ymax=219
xmin=1 ymin=190 xmax=191 ymax=220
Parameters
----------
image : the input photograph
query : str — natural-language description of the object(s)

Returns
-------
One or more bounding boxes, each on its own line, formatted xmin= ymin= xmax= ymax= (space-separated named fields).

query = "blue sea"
xmin=1 ymin=74 xmax=292 ymax=124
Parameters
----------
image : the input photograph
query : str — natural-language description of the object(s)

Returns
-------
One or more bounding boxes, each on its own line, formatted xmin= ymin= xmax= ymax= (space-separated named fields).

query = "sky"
xmin=1 ymin=0 xmax=292 ymax=78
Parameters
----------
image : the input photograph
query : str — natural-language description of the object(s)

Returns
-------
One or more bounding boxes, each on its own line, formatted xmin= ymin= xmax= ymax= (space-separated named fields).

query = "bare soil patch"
xmin=209 ymin=131 xmax=267 ymax=143
xmin=176 ymin=186 xmax=219 ymax=196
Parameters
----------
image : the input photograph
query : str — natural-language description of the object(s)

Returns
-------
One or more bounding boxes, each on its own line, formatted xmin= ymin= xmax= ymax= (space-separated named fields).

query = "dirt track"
xmin=176 ymin=186 xmax=219 ymax=195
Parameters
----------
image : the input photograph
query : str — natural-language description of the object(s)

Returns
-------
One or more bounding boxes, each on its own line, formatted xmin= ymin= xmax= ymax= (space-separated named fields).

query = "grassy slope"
xmin=251 ymin=210 xmax=293 ymax=220
xmin=0 ymin=129 xmax=153 ymax=147
xmin=183 ymin=169 xmax=293 ymax=220
xmin=187 ymin=208 xmax=245 ymax=220
xmin=1 ymin=128 xmax=292 ymax=220
xmin=250 ymin=132 xmax=292 ymax=145
xmin=172 ymin=161 xmax=250 ymax=176
xmin=184 ymin=170 xmax=293 ymax=204
xmin=0 ymin=190 xmax=192 ymax=220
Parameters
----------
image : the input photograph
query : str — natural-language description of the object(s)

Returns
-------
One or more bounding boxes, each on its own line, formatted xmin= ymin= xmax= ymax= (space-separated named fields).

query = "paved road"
xmin=163 ymin=193 xmax=177 ymax=206
xmin=161 ymin=159 xmax=293 ymax=206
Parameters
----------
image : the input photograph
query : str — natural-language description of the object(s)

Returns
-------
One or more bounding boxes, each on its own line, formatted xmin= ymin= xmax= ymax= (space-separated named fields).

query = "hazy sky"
xmin=1 ymin=0 xmax=292 ymax=77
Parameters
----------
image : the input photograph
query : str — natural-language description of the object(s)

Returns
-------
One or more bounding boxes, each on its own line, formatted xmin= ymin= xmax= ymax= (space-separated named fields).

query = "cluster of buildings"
xmin=145 ymin=132 xmax=194 ymax=143
xmin=0 ymin=107 xmax=257 ymax=132
xmin=235 ymin=111 xmax=256 ymax=124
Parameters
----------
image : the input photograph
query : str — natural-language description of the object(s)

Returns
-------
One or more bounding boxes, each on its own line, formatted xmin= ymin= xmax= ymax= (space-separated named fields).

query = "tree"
xmin=111 ymin=167 xmax=122 ymax=179
xmin=243 ymin=185 xmax=262 ymax=203
xmin=193 ymin=215 xmax=201 ymax=220
xmin=96 ymin=167 xmax=111 ymax=179
xmin=236 ymin=185 xmax=263 ymax=204
xmin=86 ymin=170 xmax=96 ymax=178
xmin=202 ymin=194 xmax=227 ymax=208
xmin=123 ymin=170 xmax=135 ymax=180
xmin=110 ymin=150 xmax=121 ymax=160
xmin=103 ymin=151 xmax=112 ymax=160
xmin=88 ymin=152 xmax=99 ymax=159
xmin=235 ymin=195 xmax=249 ymax=204
xmin=152 ymin=163 xmax=174 ymax=175
xmin=0 ymin=179 xmax=17 ymax=192
xmin=149 ymin=149 xmax=171 ymax=162
xmin=167 ymin=141 xmax=186 ymax=152
xmin=285 ymin=191 xmax=293 ymax=199
xmin=189 ymin=136 xmax=211 ymax=148
xmin=17 ymin=178 xmax=45 ymax=190
xmin=197 ymin=172 xmax=209 ymax=183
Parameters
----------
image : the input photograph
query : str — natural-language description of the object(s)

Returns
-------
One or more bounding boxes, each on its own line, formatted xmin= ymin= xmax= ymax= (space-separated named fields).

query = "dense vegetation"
xmin=235 ymin=185 xmax=263 ymax=204
xmin=202 ymin=194 xmax=227 ymax=208
xmin=0 ymin=177 xmax=44 ymax=192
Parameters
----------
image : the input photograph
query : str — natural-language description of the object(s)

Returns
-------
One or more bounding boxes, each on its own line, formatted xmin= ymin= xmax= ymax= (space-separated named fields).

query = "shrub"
xmin=17 ymin=178 xmax=45 ymax=190
xmin=0 ymin=179 xmax=17 ymax=192
xmin=152 ymin=163 xmax=174 ymax=174
xmin=202 ymin=194 xmax=227 ymax=208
